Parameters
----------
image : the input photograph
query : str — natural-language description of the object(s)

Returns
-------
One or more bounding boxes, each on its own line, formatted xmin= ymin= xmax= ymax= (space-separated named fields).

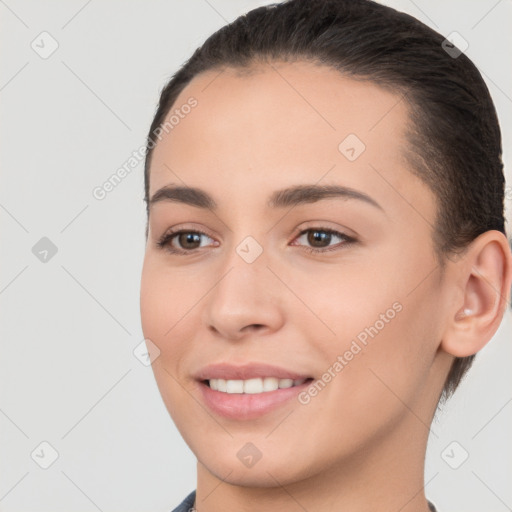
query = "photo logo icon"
xmin=441 ymin=32 xmax=469 ymax=59
xmin=133 ymin=338 xmax=161 ymax=366
xmin=31 ymin=441 xmax=59 ymax=469
xmin=236 ymin=442 xmax=263 ymax=468
xmin=31 ymin=31 xmax=59 ymax=59
xmin=236 ymin=236 xmax=263 ymax=264
xmin=441 ymin=440 xmax=469 ymax=469
xmin=32 ymin=237 xmax=58 ymax=263
xmin=338 ymin=133 xmax=366 ymax=161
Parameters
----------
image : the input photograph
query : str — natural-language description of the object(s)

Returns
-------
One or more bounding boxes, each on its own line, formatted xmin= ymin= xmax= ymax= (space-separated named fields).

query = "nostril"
xmin=245 ymin=324 xmax=265 ymax=332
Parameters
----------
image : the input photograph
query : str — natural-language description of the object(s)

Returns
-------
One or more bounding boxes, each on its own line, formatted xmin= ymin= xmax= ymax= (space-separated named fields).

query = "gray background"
xmin=1 ymin=1 xmax=511 ymax=511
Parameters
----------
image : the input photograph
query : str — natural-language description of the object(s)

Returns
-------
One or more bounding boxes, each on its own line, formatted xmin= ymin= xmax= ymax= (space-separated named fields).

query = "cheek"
xmin=140 ymin=255 xmax=207 ymax=388
xmin=302 ymin=248 xmax=439 ymax=417
xmin=140 ymin=257 xmax=199 ymax=428
xmin=340 ymin=289 xmax=438 ymax=417
xmin=140 ymin=255 xmax=193 ymax=340
xmin=296 ymin=306 xmax=432 ymax=458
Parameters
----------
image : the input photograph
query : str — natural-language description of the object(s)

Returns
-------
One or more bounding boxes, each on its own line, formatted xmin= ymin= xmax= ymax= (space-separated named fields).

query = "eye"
xmin=156 ymin=226 xmax=356 ymax=255
xmin=291 ymin=227 xmax=356 ymax=254
xmin=157 ymin=229 xmax=217 ymax=254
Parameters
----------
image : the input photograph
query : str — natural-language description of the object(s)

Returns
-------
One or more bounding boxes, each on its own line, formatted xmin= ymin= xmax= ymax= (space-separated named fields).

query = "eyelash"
xmin=156 ymin=227 xmax=356 ymax=255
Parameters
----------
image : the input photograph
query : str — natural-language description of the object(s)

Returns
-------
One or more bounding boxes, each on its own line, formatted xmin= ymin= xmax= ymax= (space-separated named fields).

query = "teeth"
xmin=208 ymin=377 xmax=308 ymax=394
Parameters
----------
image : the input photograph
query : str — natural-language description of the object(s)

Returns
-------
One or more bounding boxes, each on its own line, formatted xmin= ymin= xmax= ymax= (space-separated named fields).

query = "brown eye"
xmin=307 ymin=230 xmax=333 ymax=248
xmin=292 ymin=228 xmax=356 ymax=254
xmin=157 ymin=230 xmax=216 ymax=254
xmin=177 ymin=232 xmax=202 ymax=250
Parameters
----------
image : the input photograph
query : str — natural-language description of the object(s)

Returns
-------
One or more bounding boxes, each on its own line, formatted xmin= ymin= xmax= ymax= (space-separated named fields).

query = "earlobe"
xmin=441 ymin=230 xmax=512 ymax=358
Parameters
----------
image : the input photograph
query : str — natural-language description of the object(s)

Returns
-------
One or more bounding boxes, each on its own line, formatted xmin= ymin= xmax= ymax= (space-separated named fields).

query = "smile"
xmin=198 ymin=377 xmax=315 ymax=420
xmin=207 ymin=377 xmax=312 ymax=394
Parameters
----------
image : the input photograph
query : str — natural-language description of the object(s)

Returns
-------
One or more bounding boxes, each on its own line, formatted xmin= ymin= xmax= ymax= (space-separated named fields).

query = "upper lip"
xmin=194 ymin=362 xmax=312 ymax=381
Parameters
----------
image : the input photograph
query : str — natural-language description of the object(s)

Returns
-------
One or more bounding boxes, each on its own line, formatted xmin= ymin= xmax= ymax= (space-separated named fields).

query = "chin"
xmin=207 ymin=464 xmax=301 ymax=488
xmin=197 ymin=449 xmax=318 ymax=488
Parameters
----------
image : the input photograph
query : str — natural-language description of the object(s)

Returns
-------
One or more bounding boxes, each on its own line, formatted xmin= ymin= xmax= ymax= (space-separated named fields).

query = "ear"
xmin=441 ymin=230 xmax=512 ymax=358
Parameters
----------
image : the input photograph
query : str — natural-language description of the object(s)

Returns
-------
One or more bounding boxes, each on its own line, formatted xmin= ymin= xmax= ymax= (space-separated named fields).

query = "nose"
xmin=201 ymin=244 xmax=285 ymax=341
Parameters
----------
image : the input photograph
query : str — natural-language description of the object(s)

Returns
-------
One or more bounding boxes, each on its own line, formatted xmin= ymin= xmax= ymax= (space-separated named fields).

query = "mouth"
xmin=203 ymin=377 xmax=315 ymax=394
xmin=197 ymin=376 xmax=315 ymax=420
xmin=194 ymin=361 xmax=316 ymax=419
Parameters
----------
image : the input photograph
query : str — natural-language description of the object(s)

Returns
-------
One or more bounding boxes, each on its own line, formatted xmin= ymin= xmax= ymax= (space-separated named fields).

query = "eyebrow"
xmin=148 ymin=184 xmax=383 ymax=212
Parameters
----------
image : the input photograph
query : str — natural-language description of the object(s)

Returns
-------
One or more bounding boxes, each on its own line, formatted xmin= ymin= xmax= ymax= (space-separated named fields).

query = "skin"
xmin=140 ymin=60 xmax=512 ymax=512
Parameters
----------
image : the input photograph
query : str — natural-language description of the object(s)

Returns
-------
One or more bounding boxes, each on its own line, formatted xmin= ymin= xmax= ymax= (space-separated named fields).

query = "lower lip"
xmin=197 ymin=379 xmax=313 ymax=420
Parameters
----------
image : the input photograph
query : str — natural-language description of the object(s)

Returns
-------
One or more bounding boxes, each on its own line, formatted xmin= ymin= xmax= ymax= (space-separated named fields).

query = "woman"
xmin=139 ymin=0 xmax=512 ymax=510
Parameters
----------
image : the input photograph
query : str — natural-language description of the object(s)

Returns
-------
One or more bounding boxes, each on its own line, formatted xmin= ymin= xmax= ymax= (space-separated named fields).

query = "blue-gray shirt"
xmin=170 ymin=490 xmax=439 ymax=511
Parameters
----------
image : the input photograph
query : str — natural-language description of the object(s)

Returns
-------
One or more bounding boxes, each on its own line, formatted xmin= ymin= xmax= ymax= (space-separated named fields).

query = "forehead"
xmin=148 ymin=60 xmax=433 ymax=222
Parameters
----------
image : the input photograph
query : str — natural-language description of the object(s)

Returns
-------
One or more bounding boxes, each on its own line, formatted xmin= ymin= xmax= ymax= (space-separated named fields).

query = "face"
xmin=140 ymin=61 xmax=452 ymax=487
